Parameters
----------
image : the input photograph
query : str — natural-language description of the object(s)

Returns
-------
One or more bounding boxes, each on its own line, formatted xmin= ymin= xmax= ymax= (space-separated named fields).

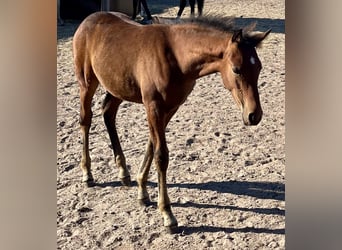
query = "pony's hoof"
xmin=138 ymin=197 xmax=152 ymax=207
xmin=85 ymin=180 xmax=95 ymax=187
xmin=120 ymin=176 xmax=131 ymax=186
xmin=83 ymin=179 xmax=95 ymax=187
xmin=82 ymin=174 xmax=94 ymax=187
xmin=165 ymin=224 xmax=180 ymax=234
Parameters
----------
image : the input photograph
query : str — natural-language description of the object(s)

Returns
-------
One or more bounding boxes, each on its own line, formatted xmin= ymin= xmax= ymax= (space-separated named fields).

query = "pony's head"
xmin=222 ymin=28 xmax=271 ymax=125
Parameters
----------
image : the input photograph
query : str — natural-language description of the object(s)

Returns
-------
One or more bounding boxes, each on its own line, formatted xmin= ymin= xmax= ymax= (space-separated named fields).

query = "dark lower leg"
xmin=132 ymin=0 xmax=140 ymax=19
xmin=102 ymin=93 xmax=130 ymax=185
xmin=140 ymin=0 xmax=152 ymax=19
xmin=177 ymin=0 xmax=187 ymax=17
xmin=189 ymin=0 xmax=195 ymax=16
xmin=197 ymin=0 xmax=204 ymax=16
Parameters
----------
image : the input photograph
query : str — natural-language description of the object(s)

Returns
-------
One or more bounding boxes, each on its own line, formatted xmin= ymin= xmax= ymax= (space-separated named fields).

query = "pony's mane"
xmin=152 ymin=14 xmax=258 ymax=43
xmin=183 ymin=14 xmax=237 ymax=32
xmin=153 ymin=15 xmax=262 ymax=45
xmin=153 ymin=14 xmax=256 ymax=33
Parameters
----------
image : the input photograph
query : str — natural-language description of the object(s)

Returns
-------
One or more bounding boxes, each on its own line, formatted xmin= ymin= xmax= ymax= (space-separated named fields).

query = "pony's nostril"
xmin=248 ymin=113 xmax=256 ymax=124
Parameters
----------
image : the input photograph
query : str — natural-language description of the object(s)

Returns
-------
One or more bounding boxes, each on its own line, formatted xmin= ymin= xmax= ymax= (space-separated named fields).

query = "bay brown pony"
xmin=73 ymin=11 xmax=271 ymax=233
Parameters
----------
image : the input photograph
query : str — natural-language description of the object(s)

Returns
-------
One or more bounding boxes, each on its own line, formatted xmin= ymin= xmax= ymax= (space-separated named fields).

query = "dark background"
xmin=60 ymin=0 xmax=101 ymax=20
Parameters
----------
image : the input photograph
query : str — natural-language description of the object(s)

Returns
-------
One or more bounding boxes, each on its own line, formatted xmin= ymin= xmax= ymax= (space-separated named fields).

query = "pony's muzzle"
xmin=243 ymin=110 xmax=262 ymax=126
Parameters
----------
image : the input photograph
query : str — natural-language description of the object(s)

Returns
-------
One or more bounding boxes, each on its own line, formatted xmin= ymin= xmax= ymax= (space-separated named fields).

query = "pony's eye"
xmin=232 ymin=66 xmax=241 ymax=75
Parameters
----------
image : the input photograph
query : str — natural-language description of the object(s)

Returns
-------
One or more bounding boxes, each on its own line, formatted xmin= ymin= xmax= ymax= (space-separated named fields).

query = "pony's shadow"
xmin=91 ymin=180 xmax=135 ymax=188
xmin=174 ymin=201 xmax=284 ymax=216
xmin=169 ymin=180 xmax=285 ymax=217
xmin=93 ymin=180 xmax=284 ymax=205
xmin=93 ymin=180 xmax=284 ymax=201
xmin=178 ymin=225 xmax=285 ymax=235
xmin=169 ymin=180 xmax=285 ymax=201
xmin=93 ymin=179 xmax=285 ymax=234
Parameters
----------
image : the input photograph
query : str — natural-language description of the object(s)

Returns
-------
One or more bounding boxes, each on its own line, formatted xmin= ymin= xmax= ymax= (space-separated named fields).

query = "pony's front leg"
xmin=155 ymin=146 xmax=178 ymax=232
xmin=137 ymin=138 xmax=153 ymax=206
xmin=145 ymin=101 xmax=178 ymax=233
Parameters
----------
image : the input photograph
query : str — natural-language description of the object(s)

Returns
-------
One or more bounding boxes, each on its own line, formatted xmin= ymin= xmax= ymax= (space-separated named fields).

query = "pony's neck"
xmin=169 ymin=25 xmax=230 ymax=78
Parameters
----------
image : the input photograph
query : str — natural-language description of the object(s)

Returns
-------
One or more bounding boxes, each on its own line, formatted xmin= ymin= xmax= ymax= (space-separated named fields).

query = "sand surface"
xmin=57 ymin=0 xmax=285 ymax=249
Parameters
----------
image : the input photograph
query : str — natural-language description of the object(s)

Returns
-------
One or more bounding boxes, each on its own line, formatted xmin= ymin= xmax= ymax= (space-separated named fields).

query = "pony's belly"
xmin=105 ymin=79 xmax=143 ymax=103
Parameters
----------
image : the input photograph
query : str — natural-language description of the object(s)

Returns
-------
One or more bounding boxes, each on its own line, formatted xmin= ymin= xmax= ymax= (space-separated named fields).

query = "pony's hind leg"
xmin=137 ymin=138 xmax=153 ymax=206
xmin=79 ymin=79 xmax=99 ymax=186
xmin=102 ymin=92 xmax=131 ymax=186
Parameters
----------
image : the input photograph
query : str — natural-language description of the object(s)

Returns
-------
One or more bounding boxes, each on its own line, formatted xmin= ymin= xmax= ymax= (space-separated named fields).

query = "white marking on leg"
xmin=250 ymin=56 xmax=256 ymax=65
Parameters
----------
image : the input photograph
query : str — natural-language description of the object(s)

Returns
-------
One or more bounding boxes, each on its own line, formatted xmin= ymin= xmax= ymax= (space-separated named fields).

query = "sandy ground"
xmin=57 ymin=0 xmax=285 ymax=249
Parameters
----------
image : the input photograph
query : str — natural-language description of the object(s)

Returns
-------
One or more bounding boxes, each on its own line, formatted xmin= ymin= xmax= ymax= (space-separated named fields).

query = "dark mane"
xmin=153 ymin=15 xmax=265 ymax=47
xmin=184 ymin=14 xmax=237 ymax=32
xmin=152 ymin=14 xmax=258 ymax=39
xmin=152 ymin=14 xmax=247 ymax=32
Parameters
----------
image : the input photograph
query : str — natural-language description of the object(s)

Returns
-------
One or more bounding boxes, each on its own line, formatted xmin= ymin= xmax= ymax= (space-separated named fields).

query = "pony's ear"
xmin=245 ymin=29 xmax=272 ymax=47
xmin=232 ymin=29 xmax=243 ymax=43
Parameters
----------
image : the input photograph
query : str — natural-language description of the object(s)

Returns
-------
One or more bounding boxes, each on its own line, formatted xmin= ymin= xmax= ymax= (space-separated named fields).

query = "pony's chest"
xmin=159 ymin=80 xmax=196 ymax=108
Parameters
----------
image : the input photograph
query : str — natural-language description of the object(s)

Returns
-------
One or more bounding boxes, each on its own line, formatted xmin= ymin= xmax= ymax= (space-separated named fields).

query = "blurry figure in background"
xmin=57 ymin=0 xmax=64 ymax=25
xmin=132 ymin=0 xmax=153 ymax=24
xmin=177 ymin=0 xmax=204 ymax=19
